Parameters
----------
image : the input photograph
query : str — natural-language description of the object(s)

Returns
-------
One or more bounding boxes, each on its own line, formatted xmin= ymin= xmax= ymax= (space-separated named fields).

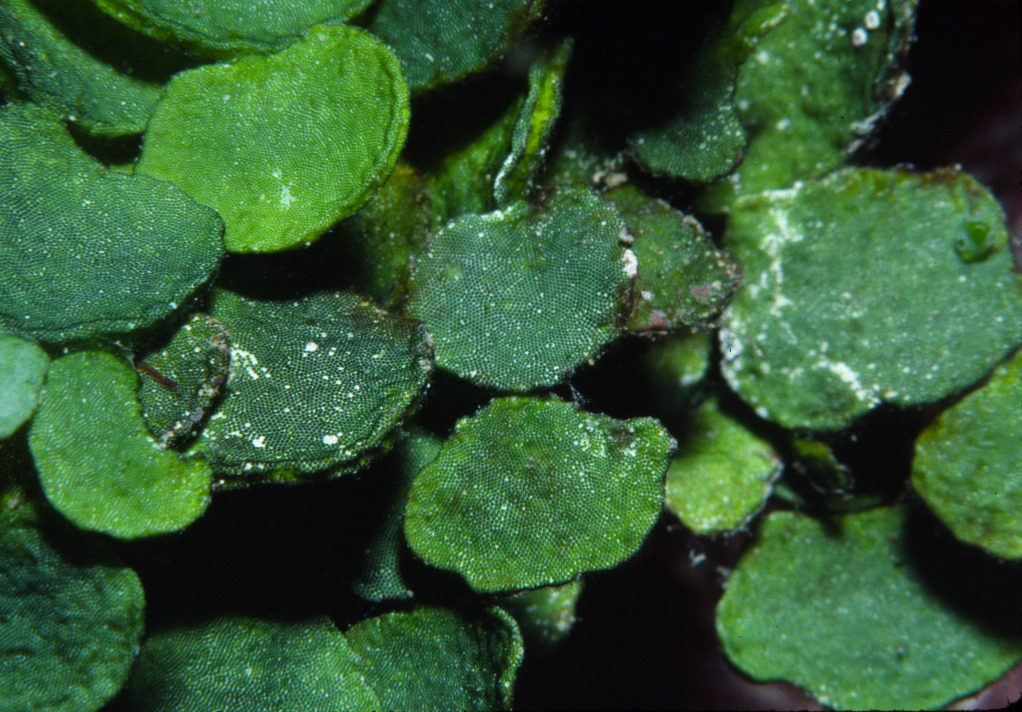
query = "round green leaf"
xmin=721 ymin=167 xmax=1022 ymax=431
xmin=127 ymin=616 xmax=380 ymax=712
xmin=346 ymin=606 xmax=523 ymax=712
xmin=406 ymin=186 xmax=631 ymax=391
xmin=137 ymin=24 xmax=409 ymax=253
xmin=93 ymin=0 xmax=373 ymax=57
xmin=367 ymin=0 xmax=542 ymax=93
xmin=29 ymin=351 xmax=212 ymax=539
xmin=665 ymin=397 xmax=780 ymax=535
xmin=717 ymin=507 xmax=1022 ymax=710
xmin=404 ymin=396 xmax=674 ymax=592
xmin=193 ymin=290 xmax=433 ymax=481
xmin=0 ymin=332 xmax=48 ymax=439
xmin=0 ymin=103 xmax=225 ymax=344
xmin=912 ymin=348 xmax=1022 ymax=559
xmin=0 ymin=497 xmax=145 ymax=712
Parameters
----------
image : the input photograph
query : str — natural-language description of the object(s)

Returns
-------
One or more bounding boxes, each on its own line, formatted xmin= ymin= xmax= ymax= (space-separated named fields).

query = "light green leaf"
xmin=665 ymin=397 xmax=779 ymax=535
xmin=29 ymin=351 xmax=211 ymax=539
xmin=193 ymin=290 xmax=433 ymax=481
xmin=346 ymin=606 xmax=523 ymax=712
xmin=721 ymin=167 xmax=1022 ymax=431
xmin=0 ymin=495 xmax=145 ymax=712
xmin=127 ymin=616 xmax=380 ymax=712
xmin=404 ymin=396 xmax=674 ymax=592
xmin=912 ymin=348 xmax=1022 ymax=559
xmin=717 ymin=507 xmax=1022 ymax=710
xmin=137 ymin=24 xmax=409 ymax=253
xmin=366 ymin=0 xmax=543 ymax=93
xmin=406 ymin=186 xmax=631 ymax=391
xmin=0 ymin=332 xmax=49 ymax=439
xmin=93 ymin=0 xmax=373 ymax=57
xmin=502 ymin=580 xmax=582 ymax=653
xmin=0 ymin=103 xmax=224 ymax=344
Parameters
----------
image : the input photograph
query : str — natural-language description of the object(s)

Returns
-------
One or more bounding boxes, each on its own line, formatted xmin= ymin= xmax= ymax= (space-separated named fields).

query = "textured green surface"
xmin=193 ymin=290 xmax=432 ymax=480
xmin=127 ymin=616 xmax=380 ymax=711
xmin=665 ymin=398 xmax=779 ymax=535
xmin=29 ymin=351 xmax=211 ymax=539
xmin=0 ymin=497 xmax=145 ymax=712
xmin=717 ymin=507 xmax=1022 ymax=710
xmin=630 ymin=5 xmax=786 ymax=183
xmin=407 ymin=186 xmax=631 ymax=391
xmin=404 ymin=397 xmax=674 ymax=592
xmin=0 ymin=333 xmax=48 ymax=439
xmin=503 ymin=580 xmax=582 ymax=652
xmin=0 ymin=0 xmax=181 ymax=136
xmin=720 ymin=167 xmax=1022 ymax=431
xmin=367 ymin=0 xmax=542 ymax=92
xmin=727 ymin=0 xmax=916 ymax=197
xmin=912 ymin=349 xmax=1022 ymax=559
xmin=346 ymin=606 xmax=523 ymax=712
xmin=603 ymin=184 xmax=739 ymax=332
xmin=353 ymin=428 xmax=442 ymax=602
xmin=0 ymin=103 xmax=224 ymax=344
xmin=137 ymin=24 xmax=408 ymax=253
xmin=138 ymin=314 xmax=232 ymax=447
xmin=94 ymin=0 xmax=372 ymax=57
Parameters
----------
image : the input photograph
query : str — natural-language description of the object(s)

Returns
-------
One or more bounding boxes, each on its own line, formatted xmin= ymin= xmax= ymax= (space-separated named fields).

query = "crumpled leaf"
xmin=366 ymin=0 xmax=543 ymax=93
xmin=345 ymin=606 xmax=523 ymax=712
xmin=404 ymin=396 xmax=674 ymax=592
xmin=0 ymin=103 xmax=225 ymax=344
xmin=127 ymin=615 xmax=380 ymax=712
xmin=406 ymin=185 xmax=631 ymax=391
xmin=137 ymin=23 xmax=409 ymax=253
xmin=192 ymin=290 xmax=433 ymax=482
xmin=717 ymin=507 xmax=1022 ymax=710
xmin=0 ymin=0 xmax=188 ymax=136
xmin=93 ymin=0 xmax=373 ymax=57
xmin=720 ymin=167 xmax=1022 ymax=431
xmin=0 ymin=494 xmax=145 ymax=712
xmin=502 ymin=580 xmax=582 ymax=653
xmin=665 ymin=397 xmax=780 ymax=535
xmin=138 ymin=313 xmax=231 ymax=447
xmin=912 ymin=348 xmax=1022 ymax=559
xmin=630 ymin=4 xmax=788 ymax=183
xmin=0 ymin=332 xmax=48 ymax=439
xmin=723 ymin=0 xmax=917 ymax=199
xmin=28 ymin=351 xmax=212 ymax=538
xmin=602 ymin=184 xmax=739 ymax=332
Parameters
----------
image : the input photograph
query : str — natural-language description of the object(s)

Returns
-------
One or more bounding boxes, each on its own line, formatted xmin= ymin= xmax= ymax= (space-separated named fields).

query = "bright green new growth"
xmin=602 ymin=184 xmax=739 ymax=332
xmin=721 ymin=167 xmax=1022 ymax=431
xmin=127 ymin=616 xmax=380 ymax=711
xmin=93 ymin=0 xmax=373 ymax=57
xmin=346 ymin=606 xmax=523 ymax=712
xmin=404 ymin=397 xmax=674 ymax=592
xmin=0 ymin=496 xmax=145 ymax=712
xmin=717 ymin=507 xmax=1022 ymax=710
xmin=0 ymin=333 xmax=48 ymax=439
xmin=666 ymin=397 xmax=779 ymax=535
xmin=407 ymin=186 xmax=631 ymax=391
xmin=28 ymin=351 xmax=212 ymax=539
xmin=193 ymin=290 xmax=433 ymax=480
xmin=725 ymin=0 xmax=916 ymax=198
xmin=0 ymin=103 xmax=224 ymax=344
xmin=367 ymin=0 xmax=542 ymax=93
xmin=503 ymin=580 xmax=582 ymax=652
xmin=912 ymin=348 xmax=1022 ymax=559
xmin=0 ymin=0 xmax=179 ymax=136
xmin=630 ymin=4 xmax=787 ymax=184
xmin=137 ymin=23 xmax=409 ymax=253
xmin=138 ymin=313 xmax=232 ymax=447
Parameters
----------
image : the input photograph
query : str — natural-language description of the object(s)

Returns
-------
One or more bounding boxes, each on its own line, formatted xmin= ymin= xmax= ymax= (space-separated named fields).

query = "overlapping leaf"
xmin=404 ymin=397 xmax=674 ymax=592
xmin=0 ymin=333 xmax=48 ymax=439
xmin=502 ymin=580 xmax=582 ymax=653
xmin=29 ymin=351 xmax=212 ymax=538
